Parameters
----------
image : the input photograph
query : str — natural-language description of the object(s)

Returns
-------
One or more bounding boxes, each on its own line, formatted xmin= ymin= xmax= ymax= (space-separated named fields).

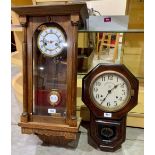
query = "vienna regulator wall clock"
xmin=82 ymin=64 xmax=139 ymax=151
xmin=12 ymin=3 xmax=88 ymax=145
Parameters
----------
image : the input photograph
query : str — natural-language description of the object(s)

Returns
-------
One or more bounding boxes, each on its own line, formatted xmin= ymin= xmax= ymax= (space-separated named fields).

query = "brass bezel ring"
xmin=48 ymin=90 xmax=61 ymax=107
xmin=89 ymin=70 xmax=132 ymax=112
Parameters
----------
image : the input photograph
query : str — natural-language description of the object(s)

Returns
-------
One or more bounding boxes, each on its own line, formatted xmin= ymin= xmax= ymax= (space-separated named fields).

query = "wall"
xmin=86 ymin=0 xmax=127 ymax=15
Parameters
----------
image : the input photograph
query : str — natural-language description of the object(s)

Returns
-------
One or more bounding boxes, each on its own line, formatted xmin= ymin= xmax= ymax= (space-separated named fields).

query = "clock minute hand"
xmin=111 ymin=84 xmax=119 ymax=91
xmin=101 ymin=89 xmax=111 ymax=104
xmin=101 ymin=93 xmax=108 ymax=104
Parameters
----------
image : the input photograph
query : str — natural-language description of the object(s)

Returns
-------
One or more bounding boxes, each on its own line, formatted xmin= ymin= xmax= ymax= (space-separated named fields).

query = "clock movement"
xmin=12 ymin=3 xmax=88 ymax=146
xmin=82 ymin=64 xmax=139 ymax=151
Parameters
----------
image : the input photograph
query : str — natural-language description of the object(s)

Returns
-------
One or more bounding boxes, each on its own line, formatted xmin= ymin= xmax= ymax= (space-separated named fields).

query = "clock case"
xmin=12 ymin=3 xmax=88 ymax=146
xmin=82 ymin=64 xmax=139 ymax=151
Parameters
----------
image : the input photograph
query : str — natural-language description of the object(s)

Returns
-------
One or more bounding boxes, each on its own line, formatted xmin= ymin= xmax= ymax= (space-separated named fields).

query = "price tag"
xmin=104 ymin=17 xmax=111 ymax=22
xmin=104 ymin=113 xmax=112 ymax=118
xmin=48 ymin=109 xmax=56 ymax=114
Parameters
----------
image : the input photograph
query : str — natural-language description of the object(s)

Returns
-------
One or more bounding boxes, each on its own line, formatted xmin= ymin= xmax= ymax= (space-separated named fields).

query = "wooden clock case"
xmin=12 ymin=3 xmax=88 ymax=146
xmin=82 ymin=64 xmax=139 ymax=151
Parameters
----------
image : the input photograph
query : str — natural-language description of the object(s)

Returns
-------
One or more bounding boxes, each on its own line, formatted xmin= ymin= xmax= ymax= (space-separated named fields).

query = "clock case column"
xmin=12 ymin=3 xmax=88 ymax=146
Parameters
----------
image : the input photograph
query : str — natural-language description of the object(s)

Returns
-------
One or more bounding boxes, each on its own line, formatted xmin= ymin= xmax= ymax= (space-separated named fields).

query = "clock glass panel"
xmin=33 ymin=23 xmax=67 ymax=117
xmin=90 ymin=71 xmax=131 ymax=112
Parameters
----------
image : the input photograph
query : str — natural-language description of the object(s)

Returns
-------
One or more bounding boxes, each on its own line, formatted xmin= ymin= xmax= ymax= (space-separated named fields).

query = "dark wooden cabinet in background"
xmin=12 ymin=3 xmax=88 ymax=146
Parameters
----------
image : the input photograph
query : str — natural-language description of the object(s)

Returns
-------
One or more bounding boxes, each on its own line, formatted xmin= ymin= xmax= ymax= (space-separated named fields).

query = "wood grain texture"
xmin=126 ymin=0 xmax=144 ymax=29
xmin=13 ymin=3 xmax=88 ymax=145
xmin=82 ymin=64 xmax=139 ymax=152
xmin=19 ymin=16 xmax=28 ymax=122
xmin=11 ymin=3 xmax=89 ymax=26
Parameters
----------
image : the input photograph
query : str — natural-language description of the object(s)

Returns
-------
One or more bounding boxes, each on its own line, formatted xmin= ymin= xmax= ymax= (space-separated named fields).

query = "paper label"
xmin=104 ymin=113 xmax=112 ymax=118
xmin=48 ymin=109 xmax=56 ymax=114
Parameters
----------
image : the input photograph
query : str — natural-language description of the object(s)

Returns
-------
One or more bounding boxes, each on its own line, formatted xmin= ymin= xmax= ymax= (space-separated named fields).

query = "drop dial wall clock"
xmin=82 ymin=64 xmax=139 ymax=152
xmin=12 ymin=3 xmax=88 ymax=146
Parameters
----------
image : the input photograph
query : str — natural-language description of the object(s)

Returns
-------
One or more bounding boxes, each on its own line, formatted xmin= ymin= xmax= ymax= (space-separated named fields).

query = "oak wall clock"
xmin=82 ymin=64 xmax=139 ymax=151
xmin=12 ymin=3 xmax=88 ymax=146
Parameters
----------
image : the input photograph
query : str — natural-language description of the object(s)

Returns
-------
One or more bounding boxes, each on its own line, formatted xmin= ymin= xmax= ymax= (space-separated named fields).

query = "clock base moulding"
xmin=19 ymin=118 xmax=81 ymax=146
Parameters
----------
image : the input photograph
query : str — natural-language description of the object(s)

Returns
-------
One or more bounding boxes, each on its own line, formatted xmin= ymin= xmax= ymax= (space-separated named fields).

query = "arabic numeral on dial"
xmin=114 ymin=101 xmax=117 ymax=106
xmin=94 ymin=87 xmax=98 ymax=92
xmin=119 ymin=97 xmax=122 ymax=101
xmin=121 ymin=83 xmax=125 ymax=88
xmin=102 ymin=76 xmax=106 ymax=81
xmin=96 ymin=81 xmax=101 ymax=86
xmin=117 ymin=77 xmax=119 ymax=82
xmin=108 ymin=75 xmax=113 ymax=80
xmin=96 ymin=94 xmax=100 ymax=99
xmin=122 ymin=90 xmax=126 ymax=95
xmin=107 ymin=102 xmax=110 ymax=107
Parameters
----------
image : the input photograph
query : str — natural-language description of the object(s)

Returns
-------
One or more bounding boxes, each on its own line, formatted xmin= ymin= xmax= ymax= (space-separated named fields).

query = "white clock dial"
xmin=37 ymin=27 xmax=66 ymax=57
xmin=90 ymin=71 xmax=131 ymax=112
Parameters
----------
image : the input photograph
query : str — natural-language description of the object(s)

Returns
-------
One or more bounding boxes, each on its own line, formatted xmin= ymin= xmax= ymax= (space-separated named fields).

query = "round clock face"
xmin=90 ymin=71 xmax=131 ymax=112
xmin=37 ymin=27 xmax=66 ymax=57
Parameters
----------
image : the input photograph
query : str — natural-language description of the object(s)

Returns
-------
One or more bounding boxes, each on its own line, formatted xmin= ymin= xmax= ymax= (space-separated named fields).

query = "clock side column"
xmin=65 ymin=14 xmax=80 ymax=127
xmin=19 ymin=16 xmax=28 ymax=123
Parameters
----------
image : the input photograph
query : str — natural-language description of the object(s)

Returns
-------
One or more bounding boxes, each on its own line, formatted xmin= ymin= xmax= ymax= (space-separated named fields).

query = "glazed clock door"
xmin=33 ymin=22 xmax=67 ymax=117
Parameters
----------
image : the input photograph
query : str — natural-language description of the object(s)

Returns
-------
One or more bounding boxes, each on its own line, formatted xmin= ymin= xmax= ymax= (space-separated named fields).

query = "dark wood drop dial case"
xmin=82 ymin=64 xmax=139 ymax=152
xmin=12 ymin=3 xmax=88 ymax=146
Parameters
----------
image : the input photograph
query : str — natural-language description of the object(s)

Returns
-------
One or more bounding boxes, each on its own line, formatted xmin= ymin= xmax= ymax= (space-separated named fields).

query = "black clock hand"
xmin=101 ymin=90 xmax=111 ymax=104
xmin=101 ymin=84 xmax=119 ymax=104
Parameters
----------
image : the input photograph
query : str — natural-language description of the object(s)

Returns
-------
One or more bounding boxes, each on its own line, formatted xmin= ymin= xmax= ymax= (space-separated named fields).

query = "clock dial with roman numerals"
xmin=90 ymin=71 xmax=131 ymax=112
xmin=37 ymin=27 xmax=66 ymax=57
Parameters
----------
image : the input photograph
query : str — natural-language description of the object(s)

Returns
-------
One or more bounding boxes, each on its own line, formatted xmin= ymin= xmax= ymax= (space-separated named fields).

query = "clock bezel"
xmin=82 ymin=64 xmax=139 ymax=119
xmin=48 ymin=89 xmax=61 ymax=107
xmin=89 ymin=70 xmax=132 ymax=112
xmin=37 ymin=26 xmax=66 ymax=57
